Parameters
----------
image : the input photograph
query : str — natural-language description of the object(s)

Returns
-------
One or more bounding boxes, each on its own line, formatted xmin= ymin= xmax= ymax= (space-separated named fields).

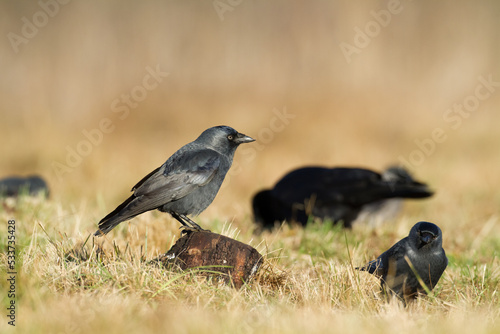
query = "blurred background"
xmin=1 ymin=0 xmax=499 ymax=232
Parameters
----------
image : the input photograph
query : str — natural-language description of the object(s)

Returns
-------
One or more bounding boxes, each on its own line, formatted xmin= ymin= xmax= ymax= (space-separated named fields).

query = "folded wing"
xmin=94 ymin=149 xmax=221 ymax=235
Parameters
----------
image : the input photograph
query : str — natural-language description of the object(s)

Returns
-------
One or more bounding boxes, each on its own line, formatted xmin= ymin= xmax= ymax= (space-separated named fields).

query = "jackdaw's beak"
xmin=234 ymin=132 xmax=255 ymax=144
xmin=420 ymin=232 xmax=435 ymax=244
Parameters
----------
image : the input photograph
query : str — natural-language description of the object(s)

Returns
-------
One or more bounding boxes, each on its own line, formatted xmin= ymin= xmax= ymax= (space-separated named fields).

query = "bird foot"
xmin=180 ymin=225 xmax=211 ymax=235
xmin=171 ymin=212 xmax=211 ymax=234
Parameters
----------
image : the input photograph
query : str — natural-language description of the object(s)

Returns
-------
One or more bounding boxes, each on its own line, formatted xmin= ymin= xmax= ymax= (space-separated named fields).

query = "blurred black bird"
xmin=0 ymin=175 xmax=49 ymax=197
xmin=357 ymin=221 xmax=448 ymax=303
xmin=252 ymin=166 xmax=433 ymax=228
xmin=94 ymin=126 xmax=254 ymax=236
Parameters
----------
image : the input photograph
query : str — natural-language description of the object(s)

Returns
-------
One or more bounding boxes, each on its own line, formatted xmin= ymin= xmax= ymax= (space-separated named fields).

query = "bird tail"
xmin=94 ymin=194 xmax=148 ymax=236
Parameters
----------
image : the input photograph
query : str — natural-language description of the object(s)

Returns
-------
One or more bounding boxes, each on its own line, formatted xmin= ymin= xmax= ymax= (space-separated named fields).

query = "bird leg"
xmin=171 ymin=212 xmax=211 ymax=233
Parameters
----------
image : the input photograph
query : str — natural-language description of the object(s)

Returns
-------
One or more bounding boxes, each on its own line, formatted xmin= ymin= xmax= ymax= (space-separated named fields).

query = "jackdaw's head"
xmin=382 ymin=166 xmax=415 ymax=183
xmin=382 ymin=166 xmax=434 ymax=197
xmin=409 ymin=221 xmax=443 ymax=251
xmin=196 ymin=126 xmax=255 ymax=154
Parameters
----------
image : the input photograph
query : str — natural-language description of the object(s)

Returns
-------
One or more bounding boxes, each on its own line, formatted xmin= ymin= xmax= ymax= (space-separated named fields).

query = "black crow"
xmin=357 ymin=221 xmax=448 ymax=303
xmin=95 ymin=126 xmax=254 ymax=236
xmin=0 ymin=175 xmax=49 ymax=197
xmin=252 ymin=166 xmax=433 ymax=228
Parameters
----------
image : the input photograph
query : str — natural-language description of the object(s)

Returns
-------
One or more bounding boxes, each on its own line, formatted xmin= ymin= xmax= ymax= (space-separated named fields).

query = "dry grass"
xmin=1 ymin=1 xmax=500 ymax=333
xmin=1 ymin=203 xmax=500 ymax=333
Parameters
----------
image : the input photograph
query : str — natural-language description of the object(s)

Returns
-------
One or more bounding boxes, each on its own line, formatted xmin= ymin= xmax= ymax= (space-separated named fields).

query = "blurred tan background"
xmin=1 ymin=0 xmax=499 ymax=230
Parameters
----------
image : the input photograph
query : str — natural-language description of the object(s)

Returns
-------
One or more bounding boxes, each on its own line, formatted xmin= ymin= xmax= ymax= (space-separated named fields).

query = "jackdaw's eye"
xmin=227 ymin=134 xmax=234 ymax=141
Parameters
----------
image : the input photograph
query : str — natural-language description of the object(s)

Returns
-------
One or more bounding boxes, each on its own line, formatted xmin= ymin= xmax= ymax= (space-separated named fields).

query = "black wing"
xmin=357 ymin=237 xmax=409 ymax=278
xmin=133 ymin=149 xmax=221 ymax=206
xmin=272 ymin=167 xmax=382 ymax=205
xmin=95 ymin=149 xmax=221 ymax=235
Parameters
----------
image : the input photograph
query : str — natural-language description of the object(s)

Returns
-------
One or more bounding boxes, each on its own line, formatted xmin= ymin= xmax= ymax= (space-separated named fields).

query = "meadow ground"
xmin=1 ymin=1 xmax=500 ymax=333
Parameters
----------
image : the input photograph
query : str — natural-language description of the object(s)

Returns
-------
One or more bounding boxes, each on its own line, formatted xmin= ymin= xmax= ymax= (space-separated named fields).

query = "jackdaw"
xmin=0 ymin=175 xmax=49 ymax=197
xmin=94 ymin=126 xmax=254 ymax=236
xmin=357 ymin=221 xmax=448 ymax=303
xmin=252 ymin=166 xmax=433 ymax=229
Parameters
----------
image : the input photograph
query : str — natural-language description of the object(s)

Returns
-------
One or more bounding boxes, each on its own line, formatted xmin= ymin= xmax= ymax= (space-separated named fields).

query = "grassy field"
xmin=1 ymin=1 xmax=500 ymax=333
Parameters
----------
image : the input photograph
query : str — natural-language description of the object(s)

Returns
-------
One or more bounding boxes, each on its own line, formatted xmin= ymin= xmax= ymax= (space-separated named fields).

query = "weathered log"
xmin=156 ymin=230 xmax=263 ymax=288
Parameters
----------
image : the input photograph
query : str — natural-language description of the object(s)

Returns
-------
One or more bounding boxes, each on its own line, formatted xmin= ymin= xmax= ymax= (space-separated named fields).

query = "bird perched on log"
xmin=95 ymin=126 xmax=254 ymax=236
xmin=252 ymin=166 xmax=433 ymax=228
xmin=357 ymin=221 xmax=448 ymax=303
